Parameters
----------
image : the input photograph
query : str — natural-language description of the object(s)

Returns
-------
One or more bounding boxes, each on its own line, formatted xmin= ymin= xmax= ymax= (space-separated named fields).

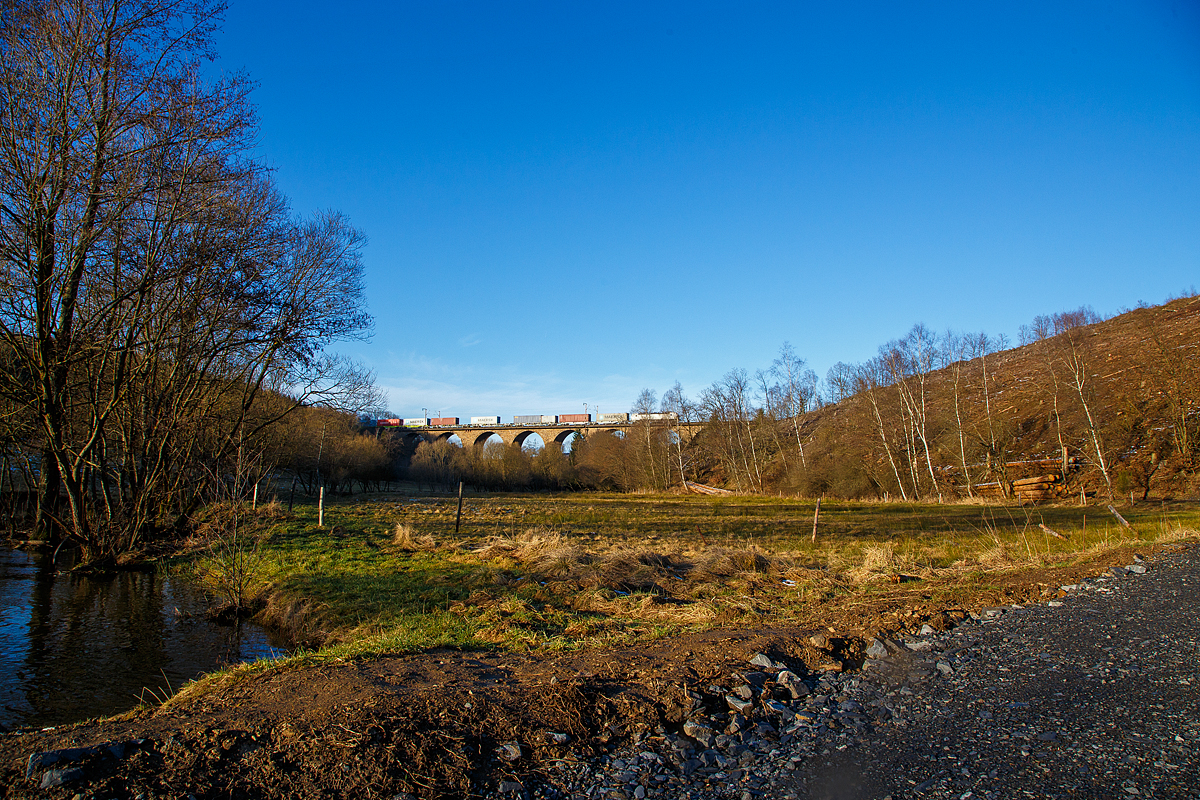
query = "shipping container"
xmin=430 ymin=417 xmax=459 ymax=426
xmin=377 ymin=418 xmax=401 ymax=426
xmin=599 ymin=413 xmax=629 ymax=423
xmin=630 ymin=412 xmax=678 ymax=422
xmin=470 ymin=416 xmax=500 ymax=426
xmin=513 ymin=415 xmax=542 ymax=425
xmin=403 ymin=418 xmax=429 ymax=428
xmin=556 ymin=413 xmax=591 ymax=423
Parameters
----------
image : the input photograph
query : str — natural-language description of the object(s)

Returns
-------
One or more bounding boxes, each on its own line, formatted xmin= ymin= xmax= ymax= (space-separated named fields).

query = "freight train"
xmin=367 ymin=412 xmax=677 ymax=428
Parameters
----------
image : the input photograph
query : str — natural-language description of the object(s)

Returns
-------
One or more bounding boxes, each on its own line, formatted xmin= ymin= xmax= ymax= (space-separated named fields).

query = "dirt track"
xmin=0 ymin=544 xmax=1192 ymax=799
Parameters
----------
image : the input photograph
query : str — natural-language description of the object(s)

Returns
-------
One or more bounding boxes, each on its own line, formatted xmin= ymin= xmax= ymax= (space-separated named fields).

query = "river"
xmin=0 ymin=545 xmax=288 ymax=731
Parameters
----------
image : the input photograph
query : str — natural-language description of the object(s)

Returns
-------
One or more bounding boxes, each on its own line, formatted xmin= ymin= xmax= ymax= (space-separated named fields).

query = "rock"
xmin=774 ymin=670 xmax=810 ymax=699
xmin=547 ymin=731 xmax=570 ymax=744
xmin=919 ymin=623 xmax=936 ymax=635
xmin=683 ymin=719 xmax=716 ymax=749
xmin=838 ymin=699 xmax=864 ymax=713
xmin=936 ymin=661 xmax=954 ymax=676
xmin=906 ymin=640 xmax=933 ymax=651
xmin=26 ymin=747 xmax=96 ymax=779
xmin=634 ymin=786 xmax=646 ymax=799
xmin=741 ymin=671 xmax=768 ymax=687
xmin=754 ymin=720 xmax=777 ymax=737
xmin=749 ymin=653 xmax=782 ymax=670
xmin=809 ymin=634 xmax=829 ymax=649
xmin=982 ymin=607 xmax=1005 ymax=618
xmin=866 ymin=639 xmax=890 ymax=659
xmin=497 ymin=741 xmax=523 ymax=761
xmin=1061 ymin=584 xmax=1079 ymax=592
xmin=1110 ymin=566 xmax=1129 ymax=577
xmin=727 ymin=713 xmax=748 ymax=734
xmin=733 ymin=684 xmax=754 ymax=700
xmin=498 ymin=780 xmax=524 ymax=793
xmin=726 ymin=695 xmax=754 ymax=715
xmin=40 ymin=767 xmax=86 ymax=789
xmin=1048 ymin=601 xmax=1064 ymax=607
xmin=1127 ymin=564 xmax=1147 ymax=574
xmin=764 ymin=699 xmax=794 ymax=719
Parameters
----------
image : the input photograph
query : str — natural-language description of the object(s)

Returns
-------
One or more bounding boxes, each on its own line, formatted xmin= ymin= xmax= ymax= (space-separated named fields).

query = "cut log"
xmin=1013 ymin=474 xmax=1060 ymax=487
xmin=684 ymin=481 xmax=734 ymax=496
xmin=1038 ymin=523 xmax=1068 ymax=540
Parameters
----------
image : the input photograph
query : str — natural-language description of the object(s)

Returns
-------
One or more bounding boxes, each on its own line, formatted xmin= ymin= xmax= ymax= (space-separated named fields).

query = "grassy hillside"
xmin=768 ymin=295 xmax=1200 ymax=501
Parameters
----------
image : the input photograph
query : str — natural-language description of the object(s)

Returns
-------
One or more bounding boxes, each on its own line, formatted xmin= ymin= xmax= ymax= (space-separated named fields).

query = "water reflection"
xmin=0 ymin=546 xmax=288 ymax=730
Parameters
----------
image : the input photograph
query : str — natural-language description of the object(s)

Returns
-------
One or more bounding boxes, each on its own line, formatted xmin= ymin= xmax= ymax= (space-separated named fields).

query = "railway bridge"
xmin=380 ymin=420 xmax=702 ymax=452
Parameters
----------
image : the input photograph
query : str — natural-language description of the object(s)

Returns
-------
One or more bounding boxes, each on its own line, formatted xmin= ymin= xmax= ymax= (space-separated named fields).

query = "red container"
xmin=556 ymin=414 xmax=592 ymax=423
xmin=378 ymin=419 xmax=401 ymax=426
xmin=430 ymin=417 xmax=459 ymax=426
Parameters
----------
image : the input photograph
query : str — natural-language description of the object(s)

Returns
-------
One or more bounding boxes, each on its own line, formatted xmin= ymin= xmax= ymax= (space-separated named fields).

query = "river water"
xmin=0 ymin=545 xmax=288 ymax=731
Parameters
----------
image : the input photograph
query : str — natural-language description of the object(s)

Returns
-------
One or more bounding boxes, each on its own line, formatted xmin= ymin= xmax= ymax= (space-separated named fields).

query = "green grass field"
xmin=179 ymin=491 xmax=1198 ymax=671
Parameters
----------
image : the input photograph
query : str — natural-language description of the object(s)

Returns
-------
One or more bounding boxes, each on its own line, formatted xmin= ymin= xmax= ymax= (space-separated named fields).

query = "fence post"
xmin=455 ymin=481 xmax=464 ymax=534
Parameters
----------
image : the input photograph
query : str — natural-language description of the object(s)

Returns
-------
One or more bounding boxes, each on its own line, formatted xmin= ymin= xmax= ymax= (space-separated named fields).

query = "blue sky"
xmin=214 ymin=1 xmax=1200 ymax=420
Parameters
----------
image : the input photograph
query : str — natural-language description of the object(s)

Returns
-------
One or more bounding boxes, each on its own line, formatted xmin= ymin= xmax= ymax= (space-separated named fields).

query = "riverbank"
xmin=0 ymin=522 xmax=1193 ymax=798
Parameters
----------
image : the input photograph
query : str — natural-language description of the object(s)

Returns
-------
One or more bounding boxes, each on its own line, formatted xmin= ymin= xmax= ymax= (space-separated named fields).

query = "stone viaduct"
xmin=380 ymin=420 xmax=702 ymax=453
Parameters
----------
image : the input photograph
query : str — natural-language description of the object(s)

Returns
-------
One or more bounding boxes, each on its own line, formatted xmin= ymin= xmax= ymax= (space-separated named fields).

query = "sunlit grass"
xmin=177 ymin=489 xmax=1198 ymax=691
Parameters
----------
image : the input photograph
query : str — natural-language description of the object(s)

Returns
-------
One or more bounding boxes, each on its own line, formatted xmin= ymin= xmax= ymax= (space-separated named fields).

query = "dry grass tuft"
xmin=846 ymin=542 xmax=925 ymax=582
xmin=690 ymin=547 xmax=792 ymax=580
xmin=254 ymin=498 xmax=288 ymax=520
xmin=392 ymin=522 xmax=437 ymax=551
xmin=475 ymin=528 xmax=565 ymax=561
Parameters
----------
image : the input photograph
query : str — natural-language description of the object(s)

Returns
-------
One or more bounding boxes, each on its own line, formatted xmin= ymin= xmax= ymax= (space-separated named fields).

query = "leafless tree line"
xmin=683 ymin=298 xmax=1199 ymax=501
xmin=0 ymin=1 xmax=376 ymax=562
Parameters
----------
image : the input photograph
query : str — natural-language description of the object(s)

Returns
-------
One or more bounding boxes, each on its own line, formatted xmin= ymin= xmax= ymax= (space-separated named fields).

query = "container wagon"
xmin=430 ymin=417 xmax=459 ymax=426
xmin=630 ymin=412 xmax=678 ymax=422
xmin=599 ymin=413 xmax=629 ymax=423
xmin=403 ymin=418 xmax=429 ymax=428
xmin=470 ymin=416 xmax=500 ymax=426
xmin=556 ymin=413 xmax=591 ymax=423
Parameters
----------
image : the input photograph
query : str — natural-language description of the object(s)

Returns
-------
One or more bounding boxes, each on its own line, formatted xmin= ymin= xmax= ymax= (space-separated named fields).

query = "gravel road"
xmin=536 ymin=543 xmax=1199 ymax=800
xmin=794 ymin=544 xmax=1200 ymax=799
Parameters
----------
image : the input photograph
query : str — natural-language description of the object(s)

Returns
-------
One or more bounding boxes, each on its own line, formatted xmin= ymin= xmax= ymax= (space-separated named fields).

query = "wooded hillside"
xmin=735 ymin=295 xmax=1200 ymax=501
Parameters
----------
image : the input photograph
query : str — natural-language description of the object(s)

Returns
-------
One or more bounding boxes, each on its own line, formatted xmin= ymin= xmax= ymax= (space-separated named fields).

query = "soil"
xmin=0 ymin=544 xmax=1174 ymax=799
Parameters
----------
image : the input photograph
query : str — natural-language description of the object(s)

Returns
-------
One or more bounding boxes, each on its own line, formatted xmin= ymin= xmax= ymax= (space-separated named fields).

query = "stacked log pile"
xmin=972 ymin=456 xmax=1080 ymax=503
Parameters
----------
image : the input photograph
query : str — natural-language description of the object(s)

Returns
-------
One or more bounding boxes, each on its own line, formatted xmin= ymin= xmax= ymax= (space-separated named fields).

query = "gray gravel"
xmin=503 ymin=543 xmax=1199 ymax=800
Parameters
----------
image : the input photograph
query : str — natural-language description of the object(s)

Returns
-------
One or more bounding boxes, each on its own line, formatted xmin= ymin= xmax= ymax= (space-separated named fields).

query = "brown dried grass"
xmin=392 ymin=522 xmax=437 ymax=551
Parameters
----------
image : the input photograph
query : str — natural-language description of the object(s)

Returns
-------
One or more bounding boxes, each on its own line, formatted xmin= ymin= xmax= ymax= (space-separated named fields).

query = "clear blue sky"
xmin=214 ymin=1 xmax=1200 ymax=420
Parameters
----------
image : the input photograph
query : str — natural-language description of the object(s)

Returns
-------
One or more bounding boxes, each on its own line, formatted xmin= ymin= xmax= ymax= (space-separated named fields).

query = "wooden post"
xmin=318 ymin=486 xmax=325 ymax=527
xmin=1107 ymin=504 xmax=1131 ymax=530
xmin=455 ymin=481 xmax=464 ymax=535
xmin=811 ymin=495 xmax=822 ymax=543
xmin=252 ymin=483 xmax=258 ymax=511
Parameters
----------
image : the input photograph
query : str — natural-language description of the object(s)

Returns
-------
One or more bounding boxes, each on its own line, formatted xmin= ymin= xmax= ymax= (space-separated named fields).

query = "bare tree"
xmin=769 ymin=342 xmax=817 ymax=468
xmin=0 ymin=1 xmax=376 ymax=561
